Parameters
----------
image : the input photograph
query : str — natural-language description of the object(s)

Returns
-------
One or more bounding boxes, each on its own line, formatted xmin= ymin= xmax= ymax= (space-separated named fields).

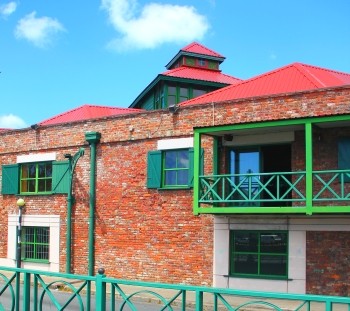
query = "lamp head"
xmin=17 ymin=198 xmax=25 ymax=207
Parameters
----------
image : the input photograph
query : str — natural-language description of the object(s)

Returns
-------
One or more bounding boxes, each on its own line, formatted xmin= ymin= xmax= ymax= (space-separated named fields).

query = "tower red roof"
xmin=162 ymin=66 xmax=242 ymax=84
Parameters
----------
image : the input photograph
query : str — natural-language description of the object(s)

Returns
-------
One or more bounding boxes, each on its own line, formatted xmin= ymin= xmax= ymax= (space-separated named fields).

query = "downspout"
xmin=85 ymin=131 xmax=101 ymax=276
xmin=65 ymin=148 xmax=85 ymax=273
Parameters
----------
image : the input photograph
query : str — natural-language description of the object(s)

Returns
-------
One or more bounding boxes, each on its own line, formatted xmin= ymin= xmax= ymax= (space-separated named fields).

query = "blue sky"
xmin=1 ymin=0 xmax=349 ymax=128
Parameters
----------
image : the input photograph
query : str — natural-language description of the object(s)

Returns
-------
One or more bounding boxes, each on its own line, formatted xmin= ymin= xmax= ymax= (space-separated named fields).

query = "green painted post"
xmin=85 ymin=132 xmax=101 ymax=276
xmin=195 ymin=290 xmax=203 ymax=311
xmin=66 ymin=148 xmax=85 ymax=274
xmin=95 ymin=268 xmax=106 ymax=311
xmin=193 ymin=131 xmax=201 ymax=215
xmin=305 ymin=122 xmax=313 ymax=215
xmin=22 ymin=272 xmax=30 ymax=311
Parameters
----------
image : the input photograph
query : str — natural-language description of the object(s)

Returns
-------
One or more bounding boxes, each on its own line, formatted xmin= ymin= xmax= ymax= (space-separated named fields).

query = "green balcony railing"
xmin=1 ymin=266 xmax=350 ymax=310
xmin=199 ymin=170 xmax=350 ymax=206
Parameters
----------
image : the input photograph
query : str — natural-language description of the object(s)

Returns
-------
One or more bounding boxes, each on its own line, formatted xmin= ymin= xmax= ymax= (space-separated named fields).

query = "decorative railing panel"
xmin=199 ymin=172 xmax=306 ymax=205
xmin=199 ymin=170 xmax=350 ymax=208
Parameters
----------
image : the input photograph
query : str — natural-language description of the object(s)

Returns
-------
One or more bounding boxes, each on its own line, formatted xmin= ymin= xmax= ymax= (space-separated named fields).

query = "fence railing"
xmin=1 ymin=266 xmax=350 ymax=310
xmin=199 ymin=170 xmax=350 ymax=206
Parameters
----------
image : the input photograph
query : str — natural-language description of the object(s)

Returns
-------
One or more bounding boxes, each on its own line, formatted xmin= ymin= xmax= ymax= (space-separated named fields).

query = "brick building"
xmin=1 ymin=43 xmax=350 ymax=296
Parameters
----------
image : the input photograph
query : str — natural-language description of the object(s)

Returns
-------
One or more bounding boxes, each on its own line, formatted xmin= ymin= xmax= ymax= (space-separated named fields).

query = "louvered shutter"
xmin=147 ymin=151 xmax=162 ymax=188
xmin=1 ymin=164 xmax=19 ymax=194
xmin=52 ymin=161 xmax=70 ymax=193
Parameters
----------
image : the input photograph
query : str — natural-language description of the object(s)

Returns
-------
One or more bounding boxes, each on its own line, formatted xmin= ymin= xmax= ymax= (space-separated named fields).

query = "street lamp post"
xmin=15 ymin=198 xmax=25 ymax=268
xmin=65 ymin=148 xmax=84 ymax=274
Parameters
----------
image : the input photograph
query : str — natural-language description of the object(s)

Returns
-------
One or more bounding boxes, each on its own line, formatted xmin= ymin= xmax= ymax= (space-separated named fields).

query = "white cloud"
xmin=101 ymin=0 xmax=210 ymax=52
xmin=14 ymin=11 xmax=65 ymax=48
xmin=0 ymin=1 xmax=17 ymax=17
xmin=0 ymin=114 xmax=27 ymax=129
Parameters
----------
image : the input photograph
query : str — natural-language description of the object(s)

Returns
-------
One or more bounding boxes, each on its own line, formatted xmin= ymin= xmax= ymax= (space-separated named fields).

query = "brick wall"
xmin=306 ymin=231 xmax=350 ymax=296
xmin=0 ymin=85 xmax=350 ymax=286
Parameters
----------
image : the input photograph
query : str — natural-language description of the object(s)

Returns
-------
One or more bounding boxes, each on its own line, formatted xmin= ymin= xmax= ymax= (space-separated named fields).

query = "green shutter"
xmin=52 ymin=161 xmax=70 ymax=193
xmin=1 ymin=164 xmax=19 ymax=194
xmin=147 ymin=151 xmax=162 ymax=188
xmin=188 ymin=148 xmax=204 ymax=188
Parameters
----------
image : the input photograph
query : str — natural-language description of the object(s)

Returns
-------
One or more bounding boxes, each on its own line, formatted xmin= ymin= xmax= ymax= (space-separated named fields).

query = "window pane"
xmin=24 ymin=228 xmax=35 ymax=242
xmin=38 ymin=164 xmax=46 ymax=177
xmin=165 ymin=171 xmax=176 ymax=185
xmin=177 ymin=170 xmax=188 ymax=185
xmin=168 ymin=86 xmax=176 ymax=95
xmin=234 ymin=254 xmax=258 ymax=274
xmin=234 ymin=232 xmax=258 ymax=252
xmin=28 ymin=164 xmax=36 ymax=178
xmin=193 ymin=89 xmax=206 ymax=97
xmin=260 ymin=233 xmax=287 ymax=253
xmin=165 ymin=151 xmax=177 ymax=169
xmin=260 ymin=255 xmax=287 ymax=276
xmin=24 ymin=244 xmax=34 ymax=259
xmin=179 ymin=87 xmax=187 ymax=96
xmin=38 ymin=180 xmax=46 ymax=192
xmin=168 ymin=96 xmax=176 ymax=107
xmin=37 ymin=227 xmax=49 ymax=243
xmin=28 ymin=180 xmax=36 ymax=192
xmin=177 ymin=150 xmax=189 ymax=168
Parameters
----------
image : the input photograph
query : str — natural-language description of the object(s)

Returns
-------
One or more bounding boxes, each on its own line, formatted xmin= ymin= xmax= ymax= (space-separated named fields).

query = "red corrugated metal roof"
xmin=180 ymin=62 xmax=350 ymax=106
xmin=162 ymin=67 xmax=242 ymax=85
xmin=181 ymin=42 xmax=224 ymax=58
xmin=39 ymin=104 xmax=143 ymax=126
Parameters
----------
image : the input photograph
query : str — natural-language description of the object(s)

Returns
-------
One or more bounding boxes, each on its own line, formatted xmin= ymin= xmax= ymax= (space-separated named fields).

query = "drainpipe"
xmin=85 ymin=131 xmax=101 ymax=276
xmin=65 ymin=148 xmax=85 ymax=273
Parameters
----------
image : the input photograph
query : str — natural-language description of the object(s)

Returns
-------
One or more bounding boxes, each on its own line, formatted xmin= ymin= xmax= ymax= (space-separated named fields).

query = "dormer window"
xmin=197 ymin=59 xmax=207 ymax=67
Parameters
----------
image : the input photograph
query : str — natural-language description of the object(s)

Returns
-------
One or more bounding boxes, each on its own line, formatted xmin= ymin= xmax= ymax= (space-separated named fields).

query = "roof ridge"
xmin=181 ymin=42 xmax=224 ymax=58
xmin=292 ymin=62 xmax=325 ymax=88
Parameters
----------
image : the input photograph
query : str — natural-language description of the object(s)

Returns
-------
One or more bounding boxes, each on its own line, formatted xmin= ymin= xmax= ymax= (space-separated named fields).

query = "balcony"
xmin=193 ymin=115 xmax=350 ymax=215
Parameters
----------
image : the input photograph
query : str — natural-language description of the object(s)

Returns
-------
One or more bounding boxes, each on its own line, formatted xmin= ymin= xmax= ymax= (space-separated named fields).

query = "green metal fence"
xmin=1 ymin=266 xmax=350 ymax=310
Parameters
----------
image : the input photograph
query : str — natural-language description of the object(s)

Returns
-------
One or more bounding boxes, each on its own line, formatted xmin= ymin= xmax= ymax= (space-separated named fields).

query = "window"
xmin=197 ymin=59 xmax=207 ymax=67
xmin=147 ymin=148 xmax=194 ymax=189
xmin=22 ymin=226 xmax=50 ymax=262
xmin=21 ymin=162 xmax=52 ymax=194
xmin=163 ymin=150 xmax=190 ymax=187
xmin=338 ymin=138 xmax=350 ymax=182
xmin=230 ymin=231 xmax=288 ymax=278
xmin=1 ymin=161 xmax=70 ymax=195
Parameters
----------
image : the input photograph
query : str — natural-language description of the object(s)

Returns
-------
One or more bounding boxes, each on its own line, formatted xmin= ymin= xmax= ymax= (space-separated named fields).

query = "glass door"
xmin=230 ymin=149 xmax=260 ymax=206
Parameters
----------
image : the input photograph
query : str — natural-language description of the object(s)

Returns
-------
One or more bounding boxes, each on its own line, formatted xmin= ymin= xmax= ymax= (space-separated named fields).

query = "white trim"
xmin=17 ymin=152 xmax=56 ymax=163
xmin=157 ymin=138 xmax=193 ymax=150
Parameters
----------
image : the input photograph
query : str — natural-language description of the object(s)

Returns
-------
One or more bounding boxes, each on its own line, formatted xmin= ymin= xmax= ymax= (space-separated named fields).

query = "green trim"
xmin=194 ymin=114 xmax=350 ymax=134
xmin=193 ymin=132 xmax=201 ymax=215
xmin=305 ymin=122 xmax=313 ymax=215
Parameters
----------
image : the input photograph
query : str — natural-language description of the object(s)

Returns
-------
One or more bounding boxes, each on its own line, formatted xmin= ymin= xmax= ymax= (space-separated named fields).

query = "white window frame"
xmin=2 ymin=214 xmax=60 ymax=272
